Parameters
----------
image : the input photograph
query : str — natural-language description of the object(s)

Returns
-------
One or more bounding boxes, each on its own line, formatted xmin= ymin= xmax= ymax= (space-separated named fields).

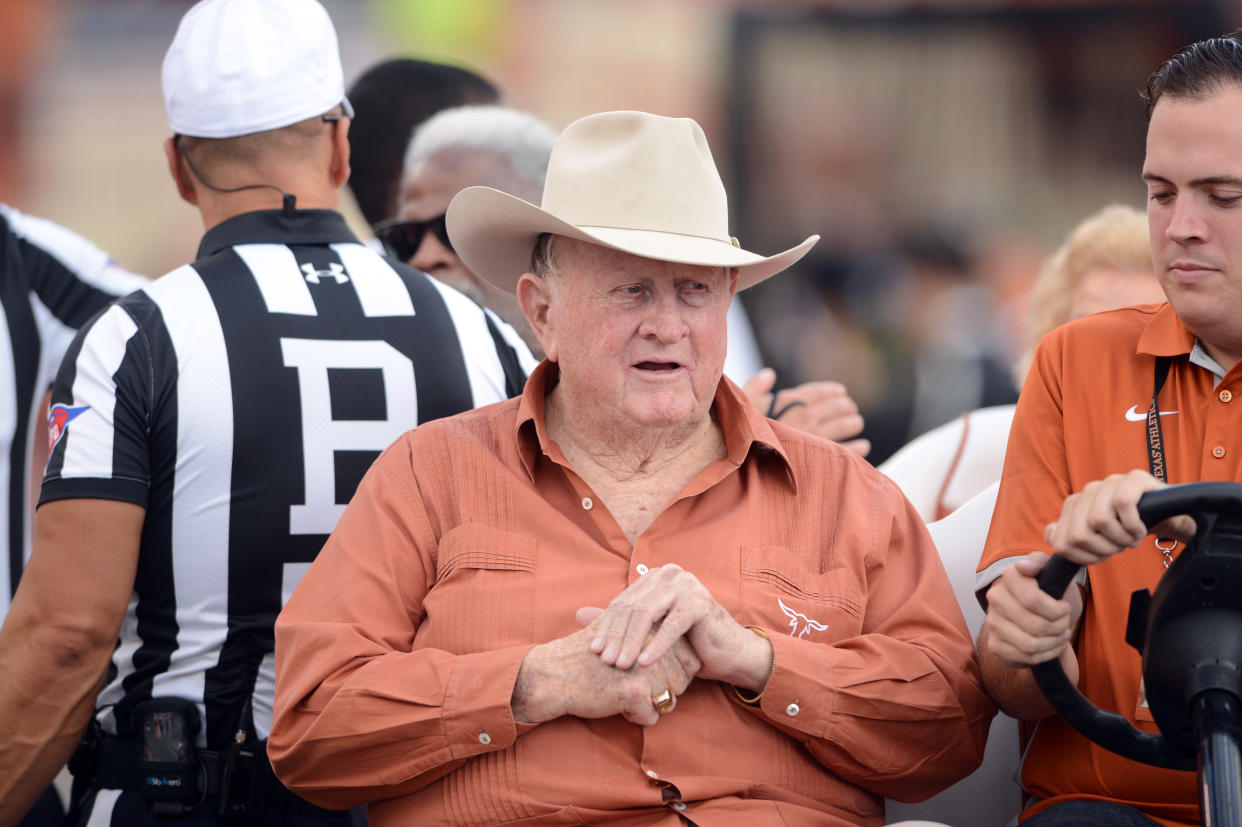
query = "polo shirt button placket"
xmin=1212 ymin=389 xmax=1229 ymax=459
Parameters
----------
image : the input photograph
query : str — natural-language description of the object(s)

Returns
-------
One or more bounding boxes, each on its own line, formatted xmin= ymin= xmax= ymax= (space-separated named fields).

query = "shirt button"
xmin=785 ymin=703 xmax=800 ymax=717
xmin=1214 ymin=446 xmax=1226 ymax=459
xmin=670 ymin=802 xmax=687 ymax=812
xmin=1222 ymin=390 xmax=1233 ymax=403
xmin=645 ymin=770 xmax=659 ymax=780
xmin=582 ymin=497 xmax=593 ymax=510
xmin=478 ymin=732 xmax=491 ymax=745
xmin=636 ymin=563 xmax=649 ymax=575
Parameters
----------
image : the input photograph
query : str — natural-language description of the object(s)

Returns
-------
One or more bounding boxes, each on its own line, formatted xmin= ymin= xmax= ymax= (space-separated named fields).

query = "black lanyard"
xmin=1146 ymin=356 xmax=1172 ymax=482
xmin=1146 ymin=356 xmax=1176 ymax=565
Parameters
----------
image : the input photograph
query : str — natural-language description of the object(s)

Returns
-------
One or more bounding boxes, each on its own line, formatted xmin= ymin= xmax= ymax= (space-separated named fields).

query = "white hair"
xmin=402 ymin=104 xmax=556 ymax=201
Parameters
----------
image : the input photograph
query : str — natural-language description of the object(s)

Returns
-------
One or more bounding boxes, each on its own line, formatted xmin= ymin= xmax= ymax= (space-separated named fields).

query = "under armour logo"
xmin=301 ymin=262 xmax=348 ymax=284
xmin=778 ymin=598 xmax=828 ymax=639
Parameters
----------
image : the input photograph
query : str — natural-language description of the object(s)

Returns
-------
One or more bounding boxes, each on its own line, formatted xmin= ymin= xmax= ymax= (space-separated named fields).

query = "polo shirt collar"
xmin=197 ymin=209 xmax=358 ymax=259
xmin=1136 ymin=302 xmax=1195 ymax=358
xmin=1136 ymin=301 xmax=1231 ymax=384
xmin=514 ymin=360 xmax=795 ymax=489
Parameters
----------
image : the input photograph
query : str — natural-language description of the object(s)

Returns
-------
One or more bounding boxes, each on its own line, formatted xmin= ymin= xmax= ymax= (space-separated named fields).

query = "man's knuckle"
xmin=1085 ymin=514 xmax=1110 ymax=533
xmin=619 ymin=681 xmax=645 ymax=703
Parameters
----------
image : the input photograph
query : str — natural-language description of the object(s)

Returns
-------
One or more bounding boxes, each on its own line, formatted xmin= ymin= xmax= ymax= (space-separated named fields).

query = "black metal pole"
xmin=1192 ymin=689 xmax=1242 ymax=827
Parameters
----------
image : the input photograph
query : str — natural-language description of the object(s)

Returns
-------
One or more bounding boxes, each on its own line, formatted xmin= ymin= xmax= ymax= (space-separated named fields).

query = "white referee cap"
xmin=162 ymin=0 xmax=354 ymax=139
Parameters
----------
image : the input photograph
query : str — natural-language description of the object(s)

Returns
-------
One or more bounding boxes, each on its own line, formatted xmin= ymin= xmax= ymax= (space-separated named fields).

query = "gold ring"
xmin=652 ymin=689 xmax=675 ymax=714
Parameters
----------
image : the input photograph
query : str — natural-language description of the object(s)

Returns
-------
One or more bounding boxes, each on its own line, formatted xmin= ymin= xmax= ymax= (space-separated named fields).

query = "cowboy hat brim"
xmin=447 ymin=185 xmax=819 ymax=294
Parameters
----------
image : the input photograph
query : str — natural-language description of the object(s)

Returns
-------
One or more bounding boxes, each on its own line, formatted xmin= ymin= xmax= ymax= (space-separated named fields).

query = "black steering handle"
xmin=1034 ymin=482 xmax=1242 ymax=599
xmin=1027 ymin=484 xmax=1228 ymax=770
xmin=1134 ymin=482 xmax=1242 ymax=530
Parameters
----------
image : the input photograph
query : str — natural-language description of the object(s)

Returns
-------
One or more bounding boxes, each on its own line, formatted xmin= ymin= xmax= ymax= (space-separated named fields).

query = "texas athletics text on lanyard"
xmin=1147 ymin=355 xmax=1178 ymax=568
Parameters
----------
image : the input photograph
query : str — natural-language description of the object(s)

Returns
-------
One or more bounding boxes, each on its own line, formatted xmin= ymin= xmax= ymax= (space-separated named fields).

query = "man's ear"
xmin=328 ymin=117 xmax=351 ymax=190
xmin=517 ymin=273 xmax=557 ymax=362
xmin=164 ymin=137 xmax=198 ymax=206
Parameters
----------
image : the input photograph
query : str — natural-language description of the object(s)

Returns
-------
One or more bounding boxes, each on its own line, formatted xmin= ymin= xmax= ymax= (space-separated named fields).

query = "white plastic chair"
xmin=885 ymin=482 xmax=1022 ymax=827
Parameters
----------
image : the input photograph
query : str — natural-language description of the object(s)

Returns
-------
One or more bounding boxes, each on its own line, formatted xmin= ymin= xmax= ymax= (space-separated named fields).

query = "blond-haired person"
xmin=880 ymin=204 xmax=1163 ymax=522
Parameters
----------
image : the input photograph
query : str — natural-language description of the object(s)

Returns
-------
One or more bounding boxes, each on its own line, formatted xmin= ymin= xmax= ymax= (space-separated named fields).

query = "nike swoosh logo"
xmin=1125 ymin=405 xmax=1178 ymax=422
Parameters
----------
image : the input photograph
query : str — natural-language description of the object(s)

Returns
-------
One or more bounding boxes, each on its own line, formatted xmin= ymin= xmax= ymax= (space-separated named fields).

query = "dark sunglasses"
xmin=373 ymin=214 xmax=453 ymax=262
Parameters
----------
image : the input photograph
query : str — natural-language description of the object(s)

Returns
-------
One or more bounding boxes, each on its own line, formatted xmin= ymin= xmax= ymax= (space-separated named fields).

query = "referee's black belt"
xmin=85 ymin=734 xmax=333 ymax=818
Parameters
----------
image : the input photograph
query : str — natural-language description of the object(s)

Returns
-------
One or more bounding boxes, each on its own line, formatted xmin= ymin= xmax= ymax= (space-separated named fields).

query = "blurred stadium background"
xmin=3 ymin=0 xmax=1235 ymax=461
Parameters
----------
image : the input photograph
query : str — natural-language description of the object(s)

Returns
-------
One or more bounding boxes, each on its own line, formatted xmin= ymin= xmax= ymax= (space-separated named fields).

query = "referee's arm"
xmin=0 ymin=498 xmax=143 ymax=827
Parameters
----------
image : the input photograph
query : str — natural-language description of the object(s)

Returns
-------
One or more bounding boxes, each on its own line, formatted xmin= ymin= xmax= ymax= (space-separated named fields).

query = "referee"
xmin=0 ymin=205 xmax=147 ymax=827
xmin=0 ymin=1 xmax=534 ymax=826
xmin=0 ymin=205 xmax=147 ymax=616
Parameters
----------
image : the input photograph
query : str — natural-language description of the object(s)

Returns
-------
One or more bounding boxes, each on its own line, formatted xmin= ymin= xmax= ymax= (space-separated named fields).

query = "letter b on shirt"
xmin=281 ymin=338 xmax=416 ymax=535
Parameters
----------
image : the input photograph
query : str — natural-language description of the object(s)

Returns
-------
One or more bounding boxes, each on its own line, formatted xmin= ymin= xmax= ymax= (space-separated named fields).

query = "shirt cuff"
xmin=441 ymin=643 xmax=534 ymax=759
xmin=729 ymin=630 xmax=834 ymax=737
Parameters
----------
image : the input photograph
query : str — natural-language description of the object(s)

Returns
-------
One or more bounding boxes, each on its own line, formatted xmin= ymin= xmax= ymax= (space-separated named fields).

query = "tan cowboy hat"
xmin=445 ymin=110 xmax=819 ymax=294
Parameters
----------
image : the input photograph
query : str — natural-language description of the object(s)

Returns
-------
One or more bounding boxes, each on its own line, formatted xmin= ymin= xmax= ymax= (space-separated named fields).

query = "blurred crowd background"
xmin=2 ymin=0 xmax=1236 ymax=463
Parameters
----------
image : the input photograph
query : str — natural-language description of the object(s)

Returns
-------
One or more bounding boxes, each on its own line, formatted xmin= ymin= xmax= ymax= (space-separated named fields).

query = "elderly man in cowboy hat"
xmin=268 ymin=111 xmax=993 ymax=826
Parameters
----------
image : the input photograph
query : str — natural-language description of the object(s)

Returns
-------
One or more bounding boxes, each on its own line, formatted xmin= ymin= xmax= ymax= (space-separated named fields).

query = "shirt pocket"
xmin=740 ymin=544 xmax=863 ymax=644
xmin=419 ymin=522 xmax=537 ymax=653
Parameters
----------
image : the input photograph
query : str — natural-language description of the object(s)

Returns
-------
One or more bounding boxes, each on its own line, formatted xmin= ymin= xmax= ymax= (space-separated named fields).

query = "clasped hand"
xmin=512 ymin=564 xmax=772 ymax=726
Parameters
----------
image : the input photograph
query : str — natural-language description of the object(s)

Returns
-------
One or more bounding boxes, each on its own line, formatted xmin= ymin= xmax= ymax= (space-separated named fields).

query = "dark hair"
xmin=176 ymin=110 xmax=335 ymax=169
xmin=1142 ymin=30 xmax=1242 ymax=121
xmin=345 ymin=58 xmax=500 ymax=225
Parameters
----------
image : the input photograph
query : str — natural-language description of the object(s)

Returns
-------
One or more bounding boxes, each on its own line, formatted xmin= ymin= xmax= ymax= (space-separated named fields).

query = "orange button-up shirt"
xmin=271 ymin=363 xmax=992 ymax=826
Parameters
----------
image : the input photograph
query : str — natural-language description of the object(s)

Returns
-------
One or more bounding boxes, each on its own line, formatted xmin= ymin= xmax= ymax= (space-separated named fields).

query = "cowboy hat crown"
xmin=446 ymin=110 xmax=818 ymax=293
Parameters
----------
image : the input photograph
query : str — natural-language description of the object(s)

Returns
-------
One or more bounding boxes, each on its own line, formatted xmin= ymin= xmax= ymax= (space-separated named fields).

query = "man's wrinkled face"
xmin=535 ymin=238 xmax=736 ymax=434
xmin=1144 ymin=82 xmax=1242 ymax=362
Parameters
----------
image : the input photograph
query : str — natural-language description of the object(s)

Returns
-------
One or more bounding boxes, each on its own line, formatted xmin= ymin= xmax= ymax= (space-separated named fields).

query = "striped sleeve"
xmin=2 ymin=204 xmax=148 ymax=328
xmin=1 ymin=205 xmax=149 ymax=391
xmin=425 ymin=277 xmax=534 ymax=406
xmin=40 ymin=291 xmax=165 ymax=507
xmin=484 ymin=307 xmax=539 ymax=390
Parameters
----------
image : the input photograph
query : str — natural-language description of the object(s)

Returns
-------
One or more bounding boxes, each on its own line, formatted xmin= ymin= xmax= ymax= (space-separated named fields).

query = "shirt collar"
xmin=514 ymin=361 xmax=796 ymax=489
xmin=1136 ymin=302 xmax=1196 ymax=358
xmin=1190 ymin=341 xmax=1229 ymax=386
xmin=1137 ymin=301 xmax=1229 ymax=385
xmin=197 ymin=209 xmax=359 ymax=259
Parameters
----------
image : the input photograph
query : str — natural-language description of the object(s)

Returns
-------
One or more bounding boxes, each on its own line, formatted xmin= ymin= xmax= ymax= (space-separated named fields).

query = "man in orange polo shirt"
xmin=269 ymin=110 xmax=993 ymax=826
xmin=977 ymin=31 xmax=1242 ymax=827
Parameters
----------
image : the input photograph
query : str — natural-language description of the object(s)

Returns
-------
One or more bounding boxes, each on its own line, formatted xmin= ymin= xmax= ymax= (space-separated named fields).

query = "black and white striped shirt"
xmin=1 ymin=204 xmax=147 ymax=613
xmin=41 ymin=208 xmax=534 ymax=754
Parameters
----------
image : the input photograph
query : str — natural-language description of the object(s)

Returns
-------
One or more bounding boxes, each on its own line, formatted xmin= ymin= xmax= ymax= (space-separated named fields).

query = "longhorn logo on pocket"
xmin=778 ymin=598 xmax=828 ymax=639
